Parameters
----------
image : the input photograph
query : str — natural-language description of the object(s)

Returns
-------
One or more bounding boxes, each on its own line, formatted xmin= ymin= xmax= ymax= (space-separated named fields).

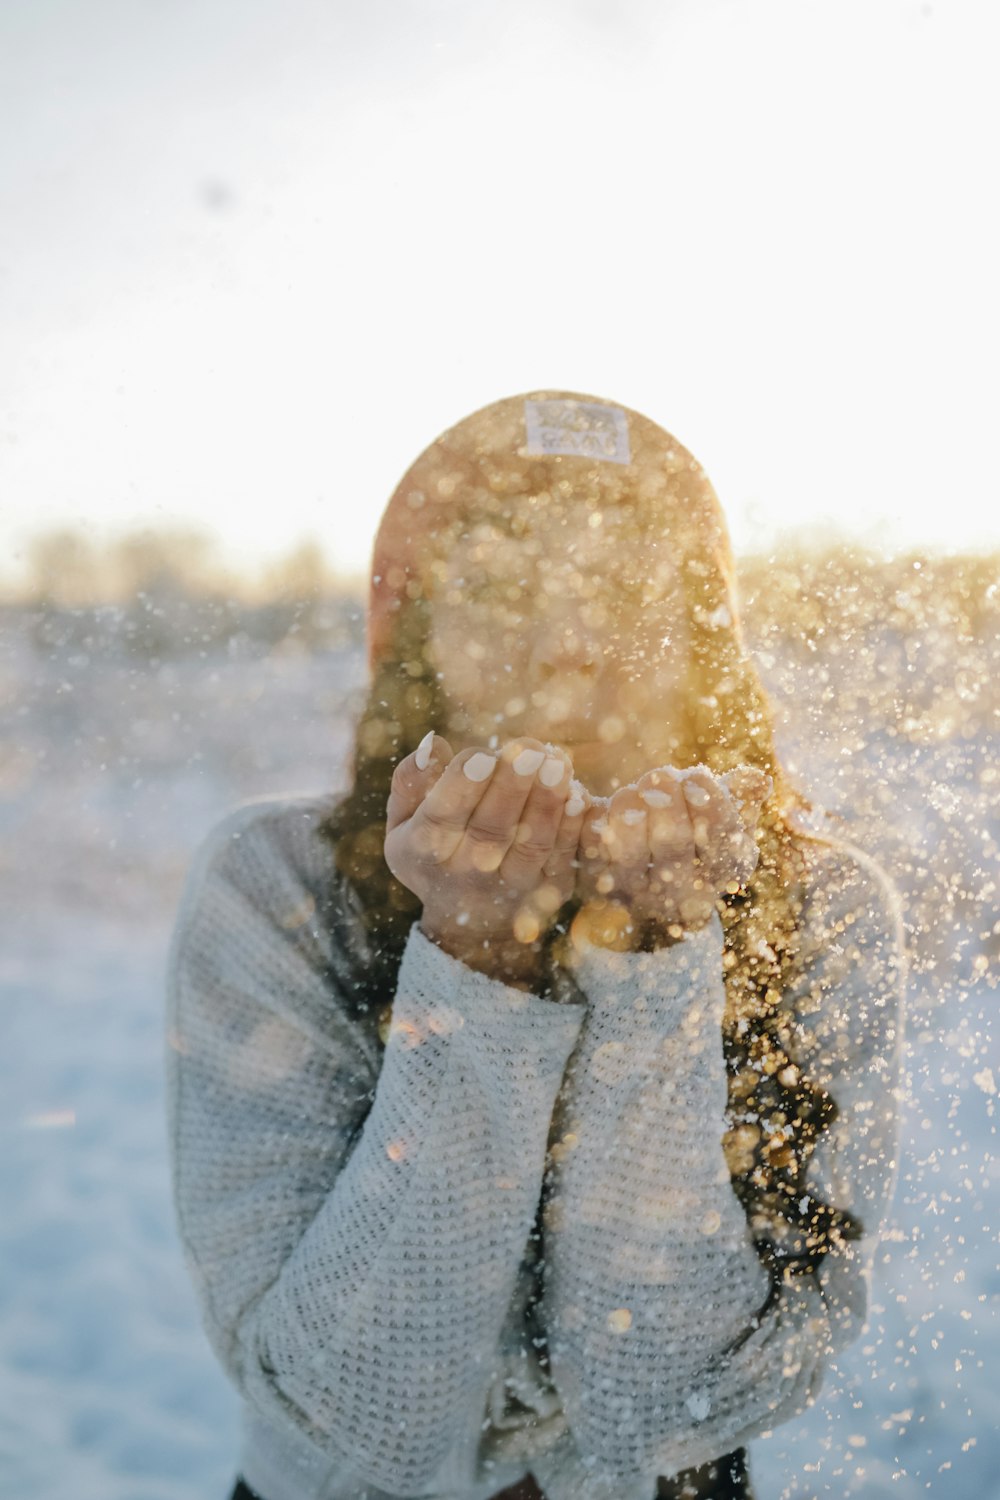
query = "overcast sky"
xmin=2 ymin=0 xmax=997 ymax=587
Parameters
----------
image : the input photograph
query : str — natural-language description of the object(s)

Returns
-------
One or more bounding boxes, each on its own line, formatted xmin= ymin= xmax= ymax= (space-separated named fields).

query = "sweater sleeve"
xmin=165 ymin=803 xmax=585 ymax=1497
xmin=540 ymin=845 xmax=906 ymax=1485
xmin=785 ymin=843 xmax=908 ymax=1356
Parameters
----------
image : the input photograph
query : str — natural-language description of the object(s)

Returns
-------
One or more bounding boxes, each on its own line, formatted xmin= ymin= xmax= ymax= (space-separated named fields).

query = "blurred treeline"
xmin=4 ymin=527 xmax=365 ymax=658
xmin=6 ymin=526 xmax=998 ymax=741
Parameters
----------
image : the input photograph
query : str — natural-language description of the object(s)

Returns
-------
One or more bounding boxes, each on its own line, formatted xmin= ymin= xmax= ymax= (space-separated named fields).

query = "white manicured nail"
xmin=539 ymin=755 xmax=565 ymax=787
xmin=621 ymin=808 xmax=646 ymax=826
xmin=682 ymin=782 xmax=711 ymax=807
xmin=463 ymin=752 xmax=497 ymax=783
xmin=640 ymin=788 xmax=673 ymax=808
xmin=414 ymin=731 xmax=435 ymax=770
xmin=512 ymin=747 xmax=546 ymax=777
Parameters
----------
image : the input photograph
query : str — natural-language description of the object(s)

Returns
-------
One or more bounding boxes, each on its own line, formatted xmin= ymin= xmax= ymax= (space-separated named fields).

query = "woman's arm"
xmin=166 ymin=800 xmax=585 ymax=1496
xmin=541 ymin=843 xmax=906 ymax=1483
xmin=783 ymin=841 xmax=908 ymax=1357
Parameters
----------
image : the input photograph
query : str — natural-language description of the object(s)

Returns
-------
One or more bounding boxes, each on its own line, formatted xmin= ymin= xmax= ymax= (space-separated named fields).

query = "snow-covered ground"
xmin=2 ymin=621 xmax=997 ymax=1499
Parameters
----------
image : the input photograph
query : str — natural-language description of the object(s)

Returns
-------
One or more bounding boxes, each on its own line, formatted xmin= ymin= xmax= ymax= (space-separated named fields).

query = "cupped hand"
xmin=575 ymin=763 xmax=772 ymax=945
xmin=383 ymin=733 xmax=589 ymax=984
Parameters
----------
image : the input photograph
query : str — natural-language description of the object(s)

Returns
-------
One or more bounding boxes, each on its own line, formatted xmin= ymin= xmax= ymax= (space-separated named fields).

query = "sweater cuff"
xmin=395 ymin=923 xmax=586 ymax=1073
xmin=564 ymin=908 xmax=726 ymax=1034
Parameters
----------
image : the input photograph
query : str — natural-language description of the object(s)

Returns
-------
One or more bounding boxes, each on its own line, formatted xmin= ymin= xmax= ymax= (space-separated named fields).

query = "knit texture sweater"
xmin=165 ymin=793 xmax=906 ymax=1500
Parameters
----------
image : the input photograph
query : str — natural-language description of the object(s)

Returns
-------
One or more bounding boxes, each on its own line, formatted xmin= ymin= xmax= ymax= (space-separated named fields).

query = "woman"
xmin=166 ymin=392 xmax=906 ymax=1500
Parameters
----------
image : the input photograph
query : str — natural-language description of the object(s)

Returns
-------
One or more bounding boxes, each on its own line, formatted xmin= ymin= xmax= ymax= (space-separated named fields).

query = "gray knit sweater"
xmin=165 ymin=792 xmax=906 ymax=1500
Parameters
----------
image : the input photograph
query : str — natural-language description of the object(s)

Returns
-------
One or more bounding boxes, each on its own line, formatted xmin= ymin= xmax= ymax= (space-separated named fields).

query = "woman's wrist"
xmin=418 ymin=916 xmax=546 ymax=991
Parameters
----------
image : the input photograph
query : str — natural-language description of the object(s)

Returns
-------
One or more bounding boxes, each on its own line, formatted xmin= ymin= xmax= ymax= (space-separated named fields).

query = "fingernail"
xmin=683 ymin=782 xmax=711 ymax=807
xmin=414 ymin=731 xmax=435 ymax=771
xmin=463 ymin=752 xmax=497 ymax=783
xmin=621 ymin=808 xmax=646 ymax=826
xmin=539 ymin=755 xmax=566 ymax=788
xmin=512 ymin=747 xmax=546 ymax=777
xmin=639 ymin=788 xmax=673 ymax=808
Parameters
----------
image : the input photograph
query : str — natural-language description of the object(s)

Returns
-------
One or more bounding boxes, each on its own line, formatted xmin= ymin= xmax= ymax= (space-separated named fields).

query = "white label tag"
xmin=524 ymin=399 xmax=631 ymax=465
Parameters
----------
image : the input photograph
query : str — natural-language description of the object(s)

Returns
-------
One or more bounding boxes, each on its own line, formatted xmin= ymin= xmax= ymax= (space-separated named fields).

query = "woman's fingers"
xmin=578 ymin=799 xmax=611 ymax=878
xmin=675 ymin=765 xmax=763 ymax=889
xmin=502 ymin=758 xmax=582 ymax=941
xmin=396 ymin=733 xmax=578 ymax=889
xmin=568 ymin=762 xmax=773 ymax=934
xmin=399 ymin=749 xmax=771 ymax=932
xmin=635 ymin=770 xmax=694 ymax=879
xmin=388 ymin=739 xmax=591 ymax=959
xmin=723 ymin=766 xmax=769 ymax=884
xmin=386 ymin=733 xmax=453 ymax=833
xmin=604 ymin=787 xmax=651 ymax=871
xmin=403 ymin=743 xmax=501 ymax=864
xmin=451 ymin=740 xmax=541 ymax=874
xmin=488 ymin=742 xmax=573 ymax=883
xmin=721 ymin=764 xmax=773 ymax=835
xmin=541 ymin=777 xmax=589 ymax=882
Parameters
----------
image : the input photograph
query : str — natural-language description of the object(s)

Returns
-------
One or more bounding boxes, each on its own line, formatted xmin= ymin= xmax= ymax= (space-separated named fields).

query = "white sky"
xmin=2 ymin=0 xmax=998 ymax=589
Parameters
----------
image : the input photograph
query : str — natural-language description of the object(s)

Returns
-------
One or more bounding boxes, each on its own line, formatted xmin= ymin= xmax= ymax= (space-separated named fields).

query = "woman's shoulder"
xmin=172 ymin=790 xmax=367 ymax=969
xmin=778 ymin=821 xmax=908 ymax=1096
xmin=791 ymin=822 xmax=905 ymax=960
xmin=184 ymin=791 xmax=343 ymax=891
xmin=168 ymin=792 xmax=383 ymax=1075
xmin=170 ymin=791 xmax=378 ymax=1025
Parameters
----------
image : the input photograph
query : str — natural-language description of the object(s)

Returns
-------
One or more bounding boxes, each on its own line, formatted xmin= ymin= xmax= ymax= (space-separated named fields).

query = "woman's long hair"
xmin=317 ymin=395 xmax=863 ymax=1283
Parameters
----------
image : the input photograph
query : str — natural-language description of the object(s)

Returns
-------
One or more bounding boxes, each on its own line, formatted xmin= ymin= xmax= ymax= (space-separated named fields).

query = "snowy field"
xmin=1 ymin=616 xmax=997 ymax=1500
